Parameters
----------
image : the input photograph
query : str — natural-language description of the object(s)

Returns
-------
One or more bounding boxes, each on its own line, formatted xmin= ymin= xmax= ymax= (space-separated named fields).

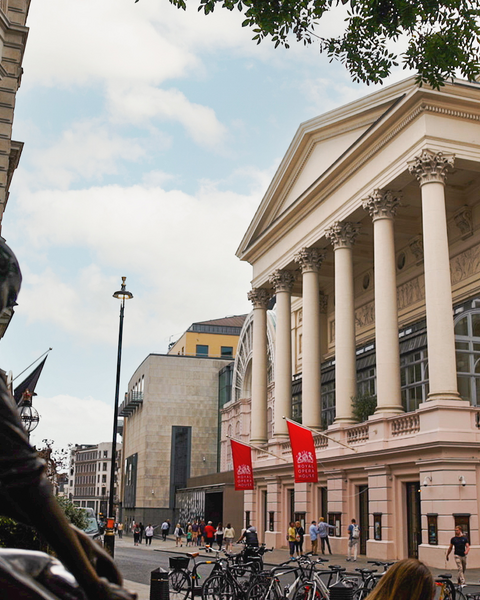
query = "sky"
xmin=0 ymin=0 xmax=409 ymax=451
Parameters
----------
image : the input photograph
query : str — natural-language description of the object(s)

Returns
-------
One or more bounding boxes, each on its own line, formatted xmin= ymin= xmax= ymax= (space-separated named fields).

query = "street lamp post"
xmin=104 ymin=276 xmax=133 ymax=558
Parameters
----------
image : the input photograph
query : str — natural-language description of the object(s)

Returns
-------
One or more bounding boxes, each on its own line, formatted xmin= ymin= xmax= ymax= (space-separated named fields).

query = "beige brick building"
xmin=119 ymin=353 xmax=232 ymax=529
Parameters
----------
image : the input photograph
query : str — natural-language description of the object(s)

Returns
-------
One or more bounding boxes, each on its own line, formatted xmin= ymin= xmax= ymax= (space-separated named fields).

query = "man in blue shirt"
xmin=309 ymin=521 xmax=318 ymax=555
xmin=317 ymin=517 xmax=335 ymax=554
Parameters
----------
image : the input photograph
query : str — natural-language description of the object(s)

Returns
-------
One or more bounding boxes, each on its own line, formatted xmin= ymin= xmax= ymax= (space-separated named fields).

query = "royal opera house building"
xmin=220 ymin=76 xmax=480 ymax=567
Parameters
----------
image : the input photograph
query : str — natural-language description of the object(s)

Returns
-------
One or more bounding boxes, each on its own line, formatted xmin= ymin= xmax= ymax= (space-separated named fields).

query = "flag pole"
xmin=283 ymin=417 xmax=358 ymax=453
xmin=227 ymin=435 xmax=290 ymax=462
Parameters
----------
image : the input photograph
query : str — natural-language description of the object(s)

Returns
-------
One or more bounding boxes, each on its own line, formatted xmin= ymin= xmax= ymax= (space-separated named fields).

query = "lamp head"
xmin=113 ymin=276 xmax=133 ymax=300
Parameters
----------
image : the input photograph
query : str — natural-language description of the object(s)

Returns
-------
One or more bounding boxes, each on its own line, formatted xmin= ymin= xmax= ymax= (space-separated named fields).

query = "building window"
xmin=103 ymin=450 xmax=108 ymax=458
xmin=292 ymin=393 xmax=302 ymax=424
xmin=401 ymin=349 xmax=429 ymax=412
xmin=196 ymin=344 xmax=208 ymax=357
xmin=321 ymin=381 xmax=336 ymax=428
xmin=221 ymin=346 xmax=233 ymax=358
xmin=102 ymin=475 xmax=107 ymax=483
xmin=103 ymin=463 xmax=107 ymax=471
xmin=455 ymin=311 xmax=480 ymax=405
xmin=357 ymin=367 xmax=376 ymax=397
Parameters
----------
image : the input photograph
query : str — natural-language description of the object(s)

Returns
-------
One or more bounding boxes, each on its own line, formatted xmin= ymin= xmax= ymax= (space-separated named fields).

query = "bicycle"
xmin=169 ymin=550 xmax=222 ymax=600
xmin=435 ymin=573 xmax=468 ymax=600
xmin=247 ymin=562 xmax=317 ymax=600
xmin=202 ymin=560 xmax=262 ymax=600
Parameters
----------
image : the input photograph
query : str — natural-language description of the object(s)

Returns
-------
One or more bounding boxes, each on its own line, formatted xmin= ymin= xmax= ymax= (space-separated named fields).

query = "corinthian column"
xmin=326 ymin=222 xmax=359 ymax=424
xmin=247 ymin=287 xmax=271 ymax=443
xmin=294 ymin=248 xmax=325 ymax=429
xmin=363 ymin=190 xmax=403 ymax=414
xmin=408 ymin=149 xmax=460 ymax=401
xmin=269 ymin=269 xmax=296 ymax=437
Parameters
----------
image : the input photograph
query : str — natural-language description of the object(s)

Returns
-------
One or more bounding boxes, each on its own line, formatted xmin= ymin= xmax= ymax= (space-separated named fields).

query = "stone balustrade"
xmin=390 ymin=413 xmax=420 ymax=436
xmin=346 ymin=424 xmax=369 ymax=444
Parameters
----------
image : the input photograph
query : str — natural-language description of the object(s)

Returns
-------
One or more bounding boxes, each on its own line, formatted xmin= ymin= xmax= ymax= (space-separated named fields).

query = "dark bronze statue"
xmin=0 ymin=240 xmax=136 ymax=599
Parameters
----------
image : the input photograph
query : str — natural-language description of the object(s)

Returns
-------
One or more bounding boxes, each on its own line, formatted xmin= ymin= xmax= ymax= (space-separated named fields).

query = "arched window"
xmin=455 ymin=309 xmax=480 ymax=405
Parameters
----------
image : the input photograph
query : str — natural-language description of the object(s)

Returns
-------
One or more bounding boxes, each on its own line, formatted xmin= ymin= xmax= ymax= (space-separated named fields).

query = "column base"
xmin=331 ymin=417 xmax=357 ymax=426
xmin=373 ymin=405 xmax=404 ymax=416
xmin=426 ymin=391 xmax=462 ymax=402
xmin=250 ymin=438 xmax=268 ymax=446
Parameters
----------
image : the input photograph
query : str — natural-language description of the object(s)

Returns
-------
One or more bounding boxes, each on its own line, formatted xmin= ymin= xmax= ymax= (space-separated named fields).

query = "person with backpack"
xmin=174 ymin=523 xmax=184 ymax=547
xmin=347 ymin=518 xmax=360 ymax=562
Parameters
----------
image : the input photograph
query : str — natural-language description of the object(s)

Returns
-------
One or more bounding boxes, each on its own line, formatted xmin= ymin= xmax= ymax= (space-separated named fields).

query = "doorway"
xmin=358 ymin=485 xmax=369 ymax=555
xmin=205 ymin=491 xmax=223 ymax=526
xmin=406 ymin=482 xmax=421 ymax=558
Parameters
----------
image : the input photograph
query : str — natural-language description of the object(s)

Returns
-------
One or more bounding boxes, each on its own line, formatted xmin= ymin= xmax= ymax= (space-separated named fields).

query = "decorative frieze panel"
xmin=451 ymin=244 xmax=480 ymax=285
xmin=454 ymin=206 xmax=473 ymax=240
xmin=397 ymin=276 xmax=425 ymax=310
xmin=355 ymin=301 xmax=375 ymax=330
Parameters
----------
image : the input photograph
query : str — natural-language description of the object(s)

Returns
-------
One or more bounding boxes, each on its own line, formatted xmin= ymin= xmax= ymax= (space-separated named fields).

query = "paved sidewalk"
xmin=117 ymin=534 xmax=480 ymax=599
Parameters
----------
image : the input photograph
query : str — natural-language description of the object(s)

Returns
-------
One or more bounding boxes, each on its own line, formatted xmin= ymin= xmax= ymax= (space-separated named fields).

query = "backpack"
xmin=352 ymin=525 xmax=360 ymax=539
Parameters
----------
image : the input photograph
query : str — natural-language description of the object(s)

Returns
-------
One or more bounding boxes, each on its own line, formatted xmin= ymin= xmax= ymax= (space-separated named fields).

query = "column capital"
xmin=269 ymin=269 xmax=296 ymax=293
xmin=294 ymin=247 xmax=326 ymax=273
xmin=363 ymin=190 xmax=400 ymax=221
xmin=407 ymin=149 xmax=455 ymax=186
xmin=325 ymin=221 xmax=360 ymax=250
xmin=247 ymin=287 xmax=270 ymax=309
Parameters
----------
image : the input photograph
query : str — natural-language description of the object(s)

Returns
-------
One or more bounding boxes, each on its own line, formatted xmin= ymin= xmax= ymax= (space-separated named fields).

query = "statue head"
xmin=0 ymin=240 xmax=21 ymax=314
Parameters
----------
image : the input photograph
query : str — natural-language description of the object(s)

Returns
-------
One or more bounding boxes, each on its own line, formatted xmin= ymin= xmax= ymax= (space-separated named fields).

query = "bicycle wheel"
xmin=202 ymin=574 xmax=235 ymax=600
xmin=169 ymin=568 xmax=190 ymax=600
xmin=247 ymin=579 xmax=281 ymax=600
xmin=294 ymin=582 xmax=326 ymax=600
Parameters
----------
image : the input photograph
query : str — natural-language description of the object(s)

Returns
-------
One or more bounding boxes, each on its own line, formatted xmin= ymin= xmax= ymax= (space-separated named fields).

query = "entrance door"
xmin=406 ymin=482 xmax=421 ymax=558
xmin=359 ymin=485 xmax=369 ymax=555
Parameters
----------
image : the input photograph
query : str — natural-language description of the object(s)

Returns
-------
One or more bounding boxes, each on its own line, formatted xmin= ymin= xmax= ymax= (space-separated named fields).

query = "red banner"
xmin=231 ymin=439 xmax=254 ymax=490
xmin=287 ymin=420 xmax=318 ymax=483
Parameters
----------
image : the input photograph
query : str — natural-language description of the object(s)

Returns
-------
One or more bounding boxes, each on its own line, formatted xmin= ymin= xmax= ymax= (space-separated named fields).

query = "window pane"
xmin=221 ymin=346 xmax=233 ymax=357
xmin=473 ymin=314 xmax=480 ymax=338
xmin=457 ymin=376 xmax=470 ymax=401
xmin=196 ymin=344 xmax=208 ymax=356
xmin=455 ymin=317 xmax=469 ymax=336
xmin=456 ymin=341 xmax=469 ymax=350
xmin=456 ymin=352 xmax=470 ymax=373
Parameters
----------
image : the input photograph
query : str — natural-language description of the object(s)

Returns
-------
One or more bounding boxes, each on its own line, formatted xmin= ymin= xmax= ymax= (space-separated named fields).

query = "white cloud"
xmin=9 ymin=177 xmax=260 ymax=346
xmin=26 ymin=120 xmax=148 ymax=189
xmin=107 ymin=85 xmax=227 ymax=149
xmin=30 ymin=394 xmax=114 ymax=450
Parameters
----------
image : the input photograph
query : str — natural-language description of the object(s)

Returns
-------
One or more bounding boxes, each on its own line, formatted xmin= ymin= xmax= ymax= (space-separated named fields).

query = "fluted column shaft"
xmin=408 ymin=150 xmax=460 ymax=401
xmin=363 ymin=191 xmax=403 ymax=414
xmin=294 ymin=248 xmax=325 ymax=429
xmin=269 ymin=270 xmax=295 ymax=437
xmin=326 ymin=222 xmax=359 ymax=424
xmin=248 ymin=288 xmax=270 ymax=443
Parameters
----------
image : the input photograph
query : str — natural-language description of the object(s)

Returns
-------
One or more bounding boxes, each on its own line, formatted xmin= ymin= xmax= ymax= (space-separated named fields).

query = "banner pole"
xmin=283 ymin=417 xmax=358 ymax=453
xmin=227 ymin=435 xmax=289 ymax=462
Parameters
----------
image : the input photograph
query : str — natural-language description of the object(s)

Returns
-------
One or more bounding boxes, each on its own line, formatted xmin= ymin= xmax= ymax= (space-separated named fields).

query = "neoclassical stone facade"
xmin=221 ymin=77 xmax=480 ymax=567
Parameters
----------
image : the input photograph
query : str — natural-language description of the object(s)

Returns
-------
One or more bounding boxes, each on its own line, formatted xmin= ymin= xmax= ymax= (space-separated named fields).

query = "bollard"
xmin=329 ymin=579 xmax=355 ymax=600
xmin=150 ymin=567 xmax=169 ymax=600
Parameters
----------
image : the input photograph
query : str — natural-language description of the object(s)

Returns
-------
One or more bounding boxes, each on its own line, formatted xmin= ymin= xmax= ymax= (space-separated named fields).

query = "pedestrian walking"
xmin=199 ymin=520 xmax=206 ymax=546
xmin=204 ymin=521 xmax=215 ymax=550
xmin=138 ymin=522 xmax=144 ymax=544
xmin=145 ymin=523 xmax=155 ymax=546
xmin=224 ymin=523 xmax=235 ymax=551
xmin=317 ymin=517 xmax=335 ymax=554
xmin=186 ymin=523 xmax=193 ymax=547
xmin=215 ymin=523 xmax=224 ymax=549
xmin=192 ymin=520 xmax=199 ymax=545
xmin=295 ymin=520 xmax=305 ymax=556
xmin=309 ymin=521 xmax=318 ymax=555
xmin=174 ymin=523 xmax=184 ymax=547
xmin=363 ymin=558 xmax=434 ymax=600
xmin=118 ymin=522 xmax=123 ymax=539
xmin=346 ymin=518 xmax=360 ymax=562
xmin=133 ymin=523 xmax=140 ymax=546
xmin=447 ymin=526 xmax=470 ymax=584
xmin=287 ymin=521 xmax=296 ymax=559
xmin=161 ymin=519 xmax=169 ymax=541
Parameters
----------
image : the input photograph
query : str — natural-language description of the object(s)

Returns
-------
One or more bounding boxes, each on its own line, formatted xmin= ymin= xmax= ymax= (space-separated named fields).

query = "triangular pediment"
xmin=237 ymin=77 xmax=421 ymax=260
